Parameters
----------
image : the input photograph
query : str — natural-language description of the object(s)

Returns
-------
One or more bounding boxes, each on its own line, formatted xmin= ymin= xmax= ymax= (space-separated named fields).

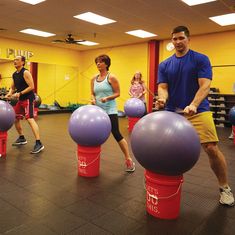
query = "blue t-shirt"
xmin=158 ymin=50 xmax=212 ymax=113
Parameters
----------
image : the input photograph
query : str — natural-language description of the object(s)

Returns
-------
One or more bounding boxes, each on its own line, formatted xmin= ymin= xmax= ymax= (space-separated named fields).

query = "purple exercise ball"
xmin=131 ymin=111 xmax=201 ymax=175
xmin=0 ymin=100 xmax=15 ymax=132
xmin=68 ymin=105 xmax=111 ymax=146
xmin=228 ymin=106 xmax=235 ymax=125
xmin=124 ymin=98 xmax=145 ymax=117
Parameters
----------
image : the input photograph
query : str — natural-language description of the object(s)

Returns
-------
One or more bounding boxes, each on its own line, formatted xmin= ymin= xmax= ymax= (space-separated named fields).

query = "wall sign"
xmin=6 ymin=48 xmax=33 ymax=59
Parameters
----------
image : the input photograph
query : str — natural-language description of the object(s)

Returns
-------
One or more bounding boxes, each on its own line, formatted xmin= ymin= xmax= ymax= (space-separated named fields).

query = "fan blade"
xmin=52 ymin=39 xmax=65 ymax=43
xmin=73 ymin=40 xmax=86 ymax=44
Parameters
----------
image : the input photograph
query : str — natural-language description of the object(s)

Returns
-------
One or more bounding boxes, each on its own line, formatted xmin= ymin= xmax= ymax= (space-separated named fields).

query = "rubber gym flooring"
xmin=0 ymin=113 xmax=234 ymax=235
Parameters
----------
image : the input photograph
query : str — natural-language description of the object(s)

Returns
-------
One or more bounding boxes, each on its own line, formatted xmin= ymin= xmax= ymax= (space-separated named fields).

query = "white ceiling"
xmin=0 ymin=0 xmax=235 ymax=51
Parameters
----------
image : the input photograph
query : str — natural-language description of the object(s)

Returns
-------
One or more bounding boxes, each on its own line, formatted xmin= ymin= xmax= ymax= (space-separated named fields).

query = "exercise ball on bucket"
xmin=131 ymin=111 xmax=201 ymax=219
xmin=0 ymin=100 xmax=15 ymax=157
xmin=229 ymin=106 xmax=235 ymax=145
xmin=228 ymin=106 xmax=235 ymax=126
xmin=34 ymin=93 xmax=42 ymax=118
xmin=34 ymin=93 xmax=42 ymax=108
xmin=68 ymin=105 xmax=111 ymax=177
xmin=124 ymin=98 xmax=145 ymax=132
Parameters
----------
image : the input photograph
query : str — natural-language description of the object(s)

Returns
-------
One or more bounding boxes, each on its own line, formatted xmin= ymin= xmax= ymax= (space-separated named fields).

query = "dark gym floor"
xmin=0 ymin=114 xmax=234 ymax=235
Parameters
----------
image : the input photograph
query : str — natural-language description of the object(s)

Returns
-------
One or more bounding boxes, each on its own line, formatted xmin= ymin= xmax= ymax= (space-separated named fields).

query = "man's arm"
xmin=155 ymin=83 xmax=169 ymax=110
xmin=5 ymin=81 xmax=16 ymax=98
xmin=184 ymin=78 xmax=211 ymax=115
xmin=91 ymin=78 xmax=96 ymax=105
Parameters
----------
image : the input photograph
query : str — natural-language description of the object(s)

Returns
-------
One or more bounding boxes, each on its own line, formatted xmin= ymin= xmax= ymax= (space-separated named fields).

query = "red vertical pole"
xmin=30 ymin=62 xmax=38 ymax=93
xmin=148 ymin=40 xmax=160 ymax=112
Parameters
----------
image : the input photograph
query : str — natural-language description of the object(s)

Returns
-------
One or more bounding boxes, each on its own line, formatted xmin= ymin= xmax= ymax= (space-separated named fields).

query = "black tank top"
xmin=12 ymin=67 xmax=35 ymax=101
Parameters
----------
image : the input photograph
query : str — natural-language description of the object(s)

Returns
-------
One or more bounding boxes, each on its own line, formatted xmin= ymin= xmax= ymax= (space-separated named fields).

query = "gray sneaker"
xmin=219 ymin=186 xmax=235 ymax=206
xmin=125 ymin=159 xmax=135 ymax=173
xmin=12 ymin=137 xmax=27 ymax=146
xmin=31 ymin=142 xmax=44 ymax=154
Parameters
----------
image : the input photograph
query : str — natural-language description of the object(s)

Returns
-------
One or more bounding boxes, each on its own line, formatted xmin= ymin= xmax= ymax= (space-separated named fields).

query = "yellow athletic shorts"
xmin=186 ymin=111 xmax=219 ymax=144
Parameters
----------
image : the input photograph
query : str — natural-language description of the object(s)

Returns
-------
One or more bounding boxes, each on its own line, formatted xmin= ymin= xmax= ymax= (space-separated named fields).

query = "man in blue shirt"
xmin=157 ymin=26 xmax=234 ymax=206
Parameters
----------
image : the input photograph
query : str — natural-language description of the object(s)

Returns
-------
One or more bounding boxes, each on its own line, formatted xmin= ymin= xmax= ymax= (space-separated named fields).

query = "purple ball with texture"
xmin=68 ymin=105 xmax=111 ymax=146
xmin=228 ymin=106 xmax=235 ymax=125
xmin=124 ymin=98 xmax=145 ymax=117
xmin=130 ymin=111 xmax=201 ymax=175
xmin=0 ymin=100 xmax=16 ymax=132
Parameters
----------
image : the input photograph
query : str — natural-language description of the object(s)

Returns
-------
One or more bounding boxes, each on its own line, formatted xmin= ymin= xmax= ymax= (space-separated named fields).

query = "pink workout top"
xmin=129 ymin=83 xmax=145 ymax=102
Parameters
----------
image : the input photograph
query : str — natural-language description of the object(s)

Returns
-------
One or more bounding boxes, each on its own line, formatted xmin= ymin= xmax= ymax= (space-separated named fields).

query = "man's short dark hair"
xmin=172 ymin=26 xmax=190 ymax=37
xmin=21 ymin=56 xmax=26 ymax=66
xmin=95 ymin=54 xmax=111 ymax=71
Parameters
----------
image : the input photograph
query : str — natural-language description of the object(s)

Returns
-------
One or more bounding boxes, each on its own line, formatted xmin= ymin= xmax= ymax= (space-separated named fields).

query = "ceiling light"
xmin=181 ymin=0 xmax=216 ymax=6
xmin=74 ymin=12 xmax=116 ymax=25
xmin=209 ymin=13 xmax=235 ymax=26
xmin=20 ymin=28 xmax=55 ymax=37
xmin=19 ymin=0 xmax=46 ymax=5
xmin=78 ymin=41 xmax=99 ymax=46
xmin=125 ymin=30 xmax=157 ymax=38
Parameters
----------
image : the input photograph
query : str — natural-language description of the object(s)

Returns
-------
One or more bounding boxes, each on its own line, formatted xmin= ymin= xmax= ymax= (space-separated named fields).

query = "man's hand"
xmin=12 ymin=92 xmax=20 ymax=99
xmin=4 ymin=93 xmax=12 ymax=100
xmin=183 ymin=104 xmax=197 ymax=116
xmin=155 ymin=98 xmax=166 ymax=110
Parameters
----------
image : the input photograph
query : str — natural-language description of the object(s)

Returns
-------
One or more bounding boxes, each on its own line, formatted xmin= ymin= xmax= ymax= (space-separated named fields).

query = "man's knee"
xmin=202 ymin=142 xmax=218 ymax=157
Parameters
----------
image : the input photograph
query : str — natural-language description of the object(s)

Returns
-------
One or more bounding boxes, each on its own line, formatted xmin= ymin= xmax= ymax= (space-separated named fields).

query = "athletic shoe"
xmin=125 ymin=159 xmax=135 ymax=173
xmin=31 ymin=142 xmax=44 ymax=154
xmin=228 ymin=133 xmax=234 ymax=140
xmin=12 ymin=136 xmax=27 ymax=146
xmin=219 ymin=186 xmax=235 ymax=206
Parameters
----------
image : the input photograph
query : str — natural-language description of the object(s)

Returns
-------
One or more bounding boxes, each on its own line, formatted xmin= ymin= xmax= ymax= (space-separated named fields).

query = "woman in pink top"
xmin=129 ymin=71 xmax=147 ymax=114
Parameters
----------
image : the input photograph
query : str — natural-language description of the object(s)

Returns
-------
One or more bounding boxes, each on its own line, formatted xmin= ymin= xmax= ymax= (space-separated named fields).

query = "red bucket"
xmin=0 ymin=131 xmax=8 ymax=158
xmin=77 ymin=145 xmax=101 ymax=177
xmin=128 ymin=117 xmax=140 ymax=132
xmin=145 ymin=170 xmax=183 ymax=219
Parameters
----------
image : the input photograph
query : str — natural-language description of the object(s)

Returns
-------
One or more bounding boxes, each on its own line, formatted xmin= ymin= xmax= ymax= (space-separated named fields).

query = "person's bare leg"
xmin=15 ymin=119 xmax=23 ymax=136
xmin=27 ymin=118 xmax=40 ymax=140
xmin=118 ymin=138 xmax=132 ymax=160
xmin=202 ymin=142 xmax=228 ymax=187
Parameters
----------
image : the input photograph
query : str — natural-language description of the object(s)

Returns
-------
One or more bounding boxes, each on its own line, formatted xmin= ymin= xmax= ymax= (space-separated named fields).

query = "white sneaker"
xmin=219 ymin=186 xmax=235 ymax=206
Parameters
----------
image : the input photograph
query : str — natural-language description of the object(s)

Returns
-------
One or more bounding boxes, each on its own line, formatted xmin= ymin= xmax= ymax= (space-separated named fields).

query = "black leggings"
xmin=109 ymin=114 xmax=123 ymax=142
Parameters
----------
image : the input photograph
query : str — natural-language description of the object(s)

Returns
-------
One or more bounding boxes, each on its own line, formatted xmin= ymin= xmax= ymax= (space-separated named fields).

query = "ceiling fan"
xmin=52 ymin=34 xmax=86 ymax=44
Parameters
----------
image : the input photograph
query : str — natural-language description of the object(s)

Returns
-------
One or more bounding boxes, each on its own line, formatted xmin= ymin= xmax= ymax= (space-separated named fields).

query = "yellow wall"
xmin=0 ymin=37 xmax=148 ymax=108
xmin=160 ymin=30 xmax=235 ymax=94
xmin=78 ymin=43 xmax=149 ymax=111
xmin=0 ymin=37 xmax=81 ymax=105
xmin=0 ymin=37 xmax=81 ymax=66
xmin=0 ymin=61 xmax=15 ymax=88
xmin=38 ymin=63 xmax=79 ymax=106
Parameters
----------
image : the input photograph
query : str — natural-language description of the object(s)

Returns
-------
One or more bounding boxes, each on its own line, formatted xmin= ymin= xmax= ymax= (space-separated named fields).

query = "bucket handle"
xmin=75 ymin=151 xmax=100 ymax=168
xmin=146 ymin=180 xmax=183 ymax=201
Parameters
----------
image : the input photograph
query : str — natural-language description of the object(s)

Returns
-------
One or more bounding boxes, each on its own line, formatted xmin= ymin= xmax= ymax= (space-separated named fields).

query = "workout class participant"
xmin=91 ymin=54 xmax=135 ymax=172
xmin=129 ymin=71 xmax=147 ymax=114
xmin=5 ymin=56 xmax=44 ymax=154
xmin=156 ymin=26 xmax=234 ymax=206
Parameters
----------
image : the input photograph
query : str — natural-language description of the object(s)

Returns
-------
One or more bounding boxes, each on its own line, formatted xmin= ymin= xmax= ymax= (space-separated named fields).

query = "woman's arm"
xmin=90 ymin=77 xmax=96 ymax=105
